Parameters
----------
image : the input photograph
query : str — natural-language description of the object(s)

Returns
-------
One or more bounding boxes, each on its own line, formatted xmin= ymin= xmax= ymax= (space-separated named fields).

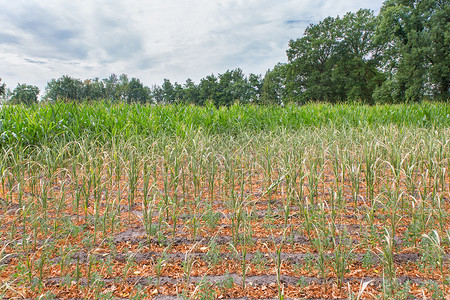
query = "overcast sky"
xmin=0 ymin=0 xmax=384 ymax=93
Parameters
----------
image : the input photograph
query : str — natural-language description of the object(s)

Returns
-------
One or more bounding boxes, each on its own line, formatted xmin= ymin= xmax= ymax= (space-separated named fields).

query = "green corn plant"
xmin=154 ymin=245 xmax=170 ymax=292
xmin=376 ymin=229 xmax=396 ymax=293
xmin=228 ymin=241 xmax=250 ymax=291
xmin=421 ymin=230 xmax=446 ymax=287
xmin=142 ymin=189 xmax=157 ymax=243
xmin=206 ymin=152 xmax=217 ymax=204
xmin=331 ymin=227 xmax=355 ymax=290
xmin=169 ymin=199 xmax=182 ymax=242
xmin=402 ymin=150 xmax=418 ymax=197
xmin=265 ymin=227 xmax=289 ymax=300
xmin=156 ymin=202 xmax=164 ymax=242
xmin=385 ymin=187 xmax=404 ymax=252
xmin=86 ymin=253 xmax=95 ymax=288
xmin=122 ymin=252 xmax=136 ymax=284
xmin=25 ymin=252 xmax=35 ymax=288
xmin=161 ymin=151 xmax=172 ymax=221
xmin=187 ymin=200 xmax=203 ymax=242
xmin=168 ymin=146 xmax=181 ymax=206
xmin=312 ymin=225 xmax=328 ymax=293
xmin=434 ymin=196 xmax=446 ymax=237
xmin=330 ymin=143 xmax=343 ymax=185
xmin=181 ymin=243 xmax=198 ymax=299
xmin=113 ymin=148 xmax=124 ymax=219
xmin=187 ymin=142 xmax=204 ymax=199
xmin=345 ymin=149 xmax=362 ymax=209
xmin=228 ymin=197 xmax=249 ymax=246
xmin=364 ymin=141 xmax=378 ymax=202
xmin=0 ymin=241 xmax=12 ymax=271
xmin=127 ymin=147 xmax=140 ymax=223
xmin=80 ymin=170 xmax=92 ymax=223
xmin=75 ymin=254 xmax=81 ymax=290
xmin=59 ymin=248 xmax=76 ymax=282
xmin=261 ymin=144 xmax=275 ymax=201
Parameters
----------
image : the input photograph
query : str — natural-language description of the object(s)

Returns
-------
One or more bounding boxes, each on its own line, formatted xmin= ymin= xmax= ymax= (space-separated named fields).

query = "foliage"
xmin=45 ymin=75 xmax=84 ymax=102
xmin=260 ymin=64 xmax=287 ymax=105
xmin=286 ymin=9 xmax=384 ymax=104
xmin=43 ymin=74 xmax=152 ymax=103
xmin=9 ymin=84 xmax=40 ymax=105
xmin=0 ymin=101 xmax=448 ymax=147
xmin=0 ymin=78 xmax=5 ymax=97
xmin=152 ymin=69 xmax=263 ymax=106
xmin=0 ymin=101 xmax=448 ymax=298
xmin=376 ymin=0 xmax=449 ymax=102
xmin=284 ymin=1 xmax=448 ymax=103
xmin=4 ymin=0 xmax=449 ymax=104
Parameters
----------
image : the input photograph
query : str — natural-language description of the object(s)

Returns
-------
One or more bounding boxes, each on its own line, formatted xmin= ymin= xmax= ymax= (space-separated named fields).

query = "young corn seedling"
xmin=142 ymin=189 xmax=157 ymax=243
xmin=206 ymin=152 xmax=218 ymax=204
xmin=205 ymin=237 xmax=222 ymax=267
xmin=434 ymin=196 xmax=446 ymax=237
xmin=156 ymin=203 xmax=168 ymax=245
xmin=363 ymin=141 xmax=379 ymax=202
xmin=188 ymin=144 xmax=204 ymax=199
xmin=169 ymin=200 xmax=182 ymax=242
xmin=86 ymin=253 xmax=95 ymax=288
xmin=385 ymin=188 xmax=404 ymax=252
xmin=345 ymin=149 xmax=362 ymax=209
xmin=126 ymin=147 xmax=140 ymax=223
xmin=331 ymin=227 xmax=355 ymax=290
xmin=376 ymin=229 xmax=396 ymax=294
xmin=421 ymin=230 xmax=447 ymax=286
xmin=312 ymin=225 xmax=329 ymax=293
xmin=228 ymin=240 xmax=250 ymax=291
xmin=330 ymin=144 xmax=344 ymax=203
xmin=261 ymin=144 xmax=276 ymax=201
xmin=265 ymin=227 xmax=289 ymax=300
xmin=228 ymin=196 xmax=250 ymax=246
xmin=183 ymin=197 xmax=201 ymax=242
xmin=122 ymin=252 xmax=137 ymax=284
xmin=154 ymin=245 xmax=170 ymax=292
xmin=306 ymin=153 xmax=320 ymax=204
xmin=181 ymin=242 xmax=199 ymax=298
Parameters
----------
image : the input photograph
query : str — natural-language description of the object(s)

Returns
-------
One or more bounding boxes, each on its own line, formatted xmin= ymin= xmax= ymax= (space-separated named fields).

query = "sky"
xmin=0 ymin=0 xmax=384 ymax=93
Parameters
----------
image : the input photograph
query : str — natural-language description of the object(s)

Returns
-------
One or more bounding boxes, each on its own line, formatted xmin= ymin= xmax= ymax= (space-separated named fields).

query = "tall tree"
xmin=261 ymin=64 xmax=287 ymax=105
xmin=198 ymin=74 xmax=218 ymax=106
xmin=287 ymin=16 xmax=340 ymax=102
xmin=126 ymin=78 xmax=150 ymax=104
xmin=10 ymin=84 xmax=40 ymax=105
xmin=161 ymin=79 xmax=176 ymax=104
xmin=0 ymin=78 xmax=5 ymax=97
xmin=216 ymin=69 xmax=248 ymax=106
xmin=248 ymin=73 xmax=263 ymax=103
xmin=183 ymin=78 xmax=200 ymax=104
xmin=286 ymin=9 xmax=384 ymax=104
xmin=103 ymin=74 xmax=121 ymax=101
xmin=83 ymin=78 xmax=106 ymax=100
xmin=45 ymin=75 xmax=84 ymax=102
xmin=376 ymin=0 xmax=449 ymax=102
xmin=334 ymin=9 xmax=385 ymax=104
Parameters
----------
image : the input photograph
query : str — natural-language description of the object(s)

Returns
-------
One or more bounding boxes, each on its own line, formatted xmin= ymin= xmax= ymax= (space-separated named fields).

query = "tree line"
xmin=1 ymin=0 xmax=448 ymax=105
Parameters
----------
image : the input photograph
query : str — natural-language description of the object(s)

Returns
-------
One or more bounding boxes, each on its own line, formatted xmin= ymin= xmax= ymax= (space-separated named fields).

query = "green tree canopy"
xmin=0 ymin=78 xmax=5 ymax=97
xmin=376 ymin=0 xmax=449 ymax=102
xmin=10 ymin=84 xmax=40 ymax=105
xmin=261 ymin=64 xmax=287 ymax=105
xmin=126 ymin=77 xmax=151 ymax=104
xmin=45 ymin=75 xmax=84 ymax=102
xmin=286 ymin=9 xmax=384 ymax=104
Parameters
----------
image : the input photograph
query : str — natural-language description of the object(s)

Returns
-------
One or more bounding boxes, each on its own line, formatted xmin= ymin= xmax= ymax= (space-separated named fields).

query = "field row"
xmin=0 ymin=123 xmax=449 ymax=299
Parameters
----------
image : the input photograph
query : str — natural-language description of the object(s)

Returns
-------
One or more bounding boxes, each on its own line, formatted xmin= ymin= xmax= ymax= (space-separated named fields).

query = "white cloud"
xmin=0 ymin=0 xmax=384 ymax=92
